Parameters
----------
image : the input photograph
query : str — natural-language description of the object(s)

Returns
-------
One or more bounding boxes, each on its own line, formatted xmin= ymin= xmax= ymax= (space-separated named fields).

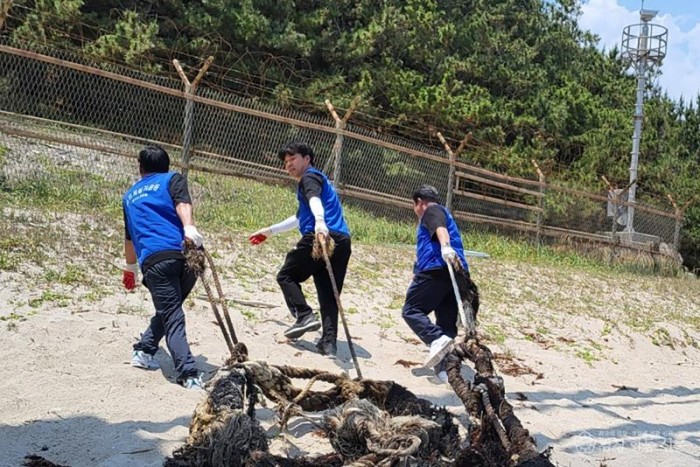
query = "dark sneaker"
xmin=316 ymin=339 xmax=338 ymax=356
xmin=284 ymin=314 xmax=321 ymax=339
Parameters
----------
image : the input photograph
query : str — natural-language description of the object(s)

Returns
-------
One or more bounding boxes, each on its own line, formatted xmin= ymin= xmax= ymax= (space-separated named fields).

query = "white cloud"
xmin=580 ymin=0 xmax=700 ymax=101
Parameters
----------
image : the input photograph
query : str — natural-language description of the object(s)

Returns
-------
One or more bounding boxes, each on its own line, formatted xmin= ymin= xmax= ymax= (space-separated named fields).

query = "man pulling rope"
xmin=249 ymin=141 xmax=352 ymax=357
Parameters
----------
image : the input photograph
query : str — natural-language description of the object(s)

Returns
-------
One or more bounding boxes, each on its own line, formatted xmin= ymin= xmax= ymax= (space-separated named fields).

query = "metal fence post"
xmin=437 ymin=132 xmax=470 ymax=211
xmin=323 ymin=96 xmax=360 ymax=187
xmin=531 ymin=160 xmax=545 ymax=245
xmin=173 ymin=56 xmax=213 ymax=180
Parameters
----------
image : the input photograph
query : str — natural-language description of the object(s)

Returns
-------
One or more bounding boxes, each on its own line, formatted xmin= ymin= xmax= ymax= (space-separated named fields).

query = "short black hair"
xmin=138 ymin=145 xmax=170 ymax=173
xmin=277 ymin=141 xmax=315 ymax=165
xmin=411 ymin=185 xmax=440 ymax=203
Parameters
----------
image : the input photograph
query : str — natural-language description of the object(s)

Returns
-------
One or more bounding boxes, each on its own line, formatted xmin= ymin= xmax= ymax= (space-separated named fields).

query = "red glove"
xmin=248 ymin=228 xmax=272 ymax=245
xmin=249 ymin=233 xmax=268 ymax=245
xmin=123 ymin=263 xmax=139 ymax=290
xmin=123 ymin=271 xmax=136 ymax=290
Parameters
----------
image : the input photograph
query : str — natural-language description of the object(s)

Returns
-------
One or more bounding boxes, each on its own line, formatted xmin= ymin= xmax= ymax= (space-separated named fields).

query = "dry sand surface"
xmin=2 ymin=233 xmax=700 ymax=467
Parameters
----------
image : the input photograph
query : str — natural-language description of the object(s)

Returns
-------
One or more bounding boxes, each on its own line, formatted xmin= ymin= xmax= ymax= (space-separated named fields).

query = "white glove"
xmin=184 ymin=225 xmax=204 ymax=248
xmin=441 ymin=244 xmax=457 ymax=263
xmin=315 ymin=219 xmax=329 ymax=237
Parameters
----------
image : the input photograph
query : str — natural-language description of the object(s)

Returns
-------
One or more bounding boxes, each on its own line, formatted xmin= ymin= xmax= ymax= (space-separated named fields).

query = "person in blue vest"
xmin=402 ymin=185 xmax=479 ymax=383
xmin=122 ymin=145 xmax=205 ymax=390
xmin=248 ymin=141 xmax=351 ymax=356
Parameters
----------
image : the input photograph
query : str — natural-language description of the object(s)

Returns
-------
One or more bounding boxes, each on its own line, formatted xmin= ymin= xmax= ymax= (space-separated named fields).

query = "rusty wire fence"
xmin=0 ymin=41 xmax=683 ymax=256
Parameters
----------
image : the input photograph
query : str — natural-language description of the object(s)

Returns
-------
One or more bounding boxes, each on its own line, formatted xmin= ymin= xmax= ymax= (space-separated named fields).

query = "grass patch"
xmin=574 ymin=347 xmax=600 ymax=366
xmin=44 ymin=264 xmax=87 ymax=286
xmin=375 ymin=311 xmax=398 ymax=329
xmin=0 ymin=149 xmax=685 ymax=279
xmin=83 ymin=286 xmax=110 ymax=303
xmin=651 ymin=327 xmax=674 ymax=348
xmin=0 ymin=228 xmax=49 ymax=270
xmin=239 ymin=308 xmax=258 ymax=322
xmin=386 ymin=294 xmax=404 ymax=310
xmin=482 ymin=324 xmax=507 ymax=345
xmin=0 ymin=311 xmax=33 ymax=322
xmin=1 ymin=165 xmax=124 ymax=218
xmin=28 ymin=290 xmax=71 ymax=308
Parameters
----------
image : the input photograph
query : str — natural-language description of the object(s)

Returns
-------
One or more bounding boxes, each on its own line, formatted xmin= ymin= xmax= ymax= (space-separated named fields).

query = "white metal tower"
xmin=620 ymin=8 xmax=667 ymax=233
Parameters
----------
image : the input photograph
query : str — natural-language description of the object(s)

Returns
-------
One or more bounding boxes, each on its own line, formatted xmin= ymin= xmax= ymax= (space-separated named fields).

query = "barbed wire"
xmin=0 ymin=8 xmax=681 ymax=250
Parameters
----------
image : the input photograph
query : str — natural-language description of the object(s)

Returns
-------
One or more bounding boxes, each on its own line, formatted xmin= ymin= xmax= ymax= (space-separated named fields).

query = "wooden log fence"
xmin=0 ymin=44 xmax=684 ymax=255
xmin=532 ymin=160 xmax=546 ymax=245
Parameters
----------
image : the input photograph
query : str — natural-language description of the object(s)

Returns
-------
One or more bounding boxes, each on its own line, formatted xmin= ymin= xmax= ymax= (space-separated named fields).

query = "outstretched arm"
xmin=249 ymin=215 xmax=299 ymax=245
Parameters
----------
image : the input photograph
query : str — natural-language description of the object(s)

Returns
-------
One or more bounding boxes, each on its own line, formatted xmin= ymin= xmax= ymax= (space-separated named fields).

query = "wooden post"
xmin=173 ymin=56 xmax=214 ymax=180
xmin=601 ymin=176 xmax=619 ymax=243
xmin=437 ymin=132 xmax=471 ymax=211
xmin=531 ymin=160 xmax=546 ymax=246
xmin=0 ymin=0 xmax=12 ymax=31
xmin=323 ymin=96 xmax=360 ymax=187
xmin=602 ymin=176 xmax=636 ymax=257
xmin=666 ymin=194 xmax=694 ymax=253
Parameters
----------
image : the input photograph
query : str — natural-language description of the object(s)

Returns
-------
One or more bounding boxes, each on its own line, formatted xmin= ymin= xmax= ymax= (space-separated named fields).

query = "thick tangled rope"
xmin=171 ymin=243 xmax=554 ymax=467
xmin=444 ymin=336 xmax=553 ymax=466
xmin=311 ymin=234 xmax=335 ymax=261
xmin=325 ymin=399 xmax=440 ymax=464
xmin=166 ymin=356 xmax=464 ymax=466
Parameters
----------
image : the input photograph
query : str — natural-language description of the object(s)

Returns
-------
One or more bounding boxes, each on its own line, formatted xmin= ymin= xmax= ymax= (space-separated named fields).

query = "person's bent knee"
xmin=276 ymin=270 xmax=289 ymax=285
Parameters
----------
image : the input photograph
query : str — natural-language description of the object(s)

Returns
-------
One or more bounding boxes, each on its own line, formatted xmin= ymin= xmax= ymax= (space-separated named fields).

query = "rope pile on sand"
xmin=165 ymin=334 xmax=553 ymax=467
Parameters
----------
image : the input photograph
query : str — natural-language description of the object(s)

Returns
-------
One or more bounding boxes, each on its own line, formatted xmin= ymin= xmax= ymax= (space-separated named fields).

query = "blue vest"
xmin=296 ymin=167 xmax=350 ymax=236
xmin=414 ymin=205 xmax=468 ymax=273
xmin=123 ymin=172 xmax=183 ymax=267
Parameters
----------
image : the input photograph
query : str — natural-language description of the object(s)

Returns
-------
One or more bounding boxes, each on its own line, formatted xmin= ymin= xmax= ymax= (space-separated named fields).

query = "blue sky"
xmin=579 ymin=0 xmax=700 ymax=101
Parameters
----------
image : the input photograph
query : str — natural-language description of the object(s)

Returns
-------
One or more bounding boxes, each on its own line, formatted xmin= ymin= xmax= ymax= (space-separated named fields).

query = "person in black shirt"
xmin=249 ymin=141 xmax=351 ymax=356
xmin=122 ymin=145 xmax=205 ymax=390
xmin=402 ymin=185 xmax=479 ymax=383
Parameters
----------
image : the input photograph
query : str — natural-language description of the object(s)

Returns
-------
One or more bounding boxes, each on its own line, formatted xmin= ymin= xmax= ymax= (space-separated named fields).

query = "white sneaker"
xmin=131 ymin=350 xmax=160 ymax=370
xmin=182 ymin=374 xmax=204 ymax=390
xmin=424 ymin=335 xmax=454 ymax=368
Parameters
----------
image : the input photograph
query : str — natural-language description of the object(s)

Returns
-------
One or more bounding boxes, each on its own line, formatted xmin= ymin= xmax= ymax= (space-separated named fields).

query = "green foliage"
xmin=83 ymin=10 xmax=162 ymax=72
xmin=10 ymin=0 xmax=84 ymax=46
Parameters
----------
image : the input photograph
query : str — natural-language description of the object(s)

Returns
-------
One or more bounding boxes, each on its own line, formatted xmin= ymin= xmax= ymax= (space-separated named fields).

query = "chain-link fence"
xmin=0 ymin=42 xmax=682 ymax=255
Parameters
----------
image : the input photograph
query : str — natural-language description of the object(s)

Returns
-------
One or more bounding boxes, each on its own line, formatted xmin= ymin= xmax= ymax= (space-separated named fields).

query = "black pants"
xmin=402 ymin=267 xmax=479 ymax=345
xmin=277 ymin=233 xmax=352 ymax=343
xmin=133 ymin=257 xmax=198 ymax=380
